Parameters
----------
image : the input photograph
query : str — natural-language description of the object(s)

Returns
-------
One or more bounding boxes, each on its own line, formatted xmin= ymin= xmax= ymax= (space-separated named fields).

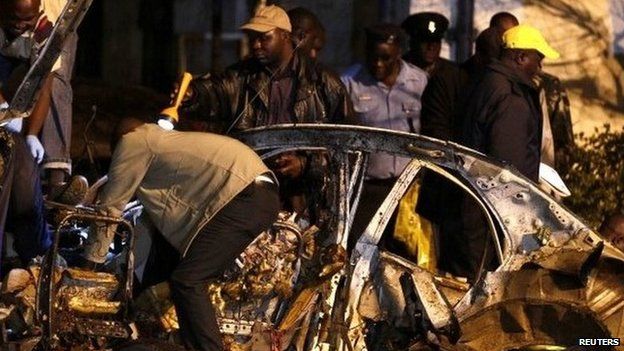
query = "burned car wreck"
xmin=238 ymin=125 xmax=624 ymax=351
xmin=0 ymin=0 xmax=622 ymax=349
xmin=1 ymin=124 xmax=623 ymax=351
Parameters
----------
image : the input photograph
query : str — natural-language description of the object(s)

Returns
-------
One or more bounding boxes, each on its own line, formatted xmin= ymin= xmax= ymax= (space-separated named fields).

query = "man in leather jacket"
xmin=182 ymin=6 xmax=352 ymax=133
xmin=181 ymin=5 xmax=353 ymax=224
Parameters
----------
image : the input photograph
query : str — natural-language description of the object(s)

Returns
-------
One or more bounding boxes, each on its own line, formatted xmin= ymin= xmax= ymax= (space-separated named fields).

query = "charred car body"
xmin=2 ymin=124 xmax=623 ymax=351
xmin=0 ymin=1 xmax=623 ymax=349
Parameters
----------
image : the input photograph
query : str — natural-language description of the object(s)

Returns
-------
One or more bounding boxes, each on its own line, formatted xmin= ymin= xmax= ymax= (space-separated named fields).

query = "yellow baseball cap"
xmin=502 ymin=24 xmax=560 ymax=59
xmin=240 ymin=5 xmax=292 ymax=33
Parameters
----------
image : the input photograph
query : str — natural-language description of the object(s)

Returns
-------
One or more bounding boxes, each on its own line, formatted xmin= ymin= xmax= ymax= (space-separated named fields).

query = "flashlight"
xmin=158 ymin=72 xmax=193 ymax=130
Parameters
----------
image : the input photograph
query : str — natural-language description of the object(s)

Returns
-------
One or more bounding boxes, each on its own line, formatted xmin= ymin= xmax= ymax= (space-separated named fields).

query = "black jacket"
xmin=420 ymin=56 xmax=485 ymax=141
xmin=463 ymin=60 xmax=542 ymax=181
xmin=181 ymin=54 xmax=353 ymax=225
xmin=417 ymin=56 xmax=485 ymax=226
xmin=183 ymin=54 xmax=353 ymax=133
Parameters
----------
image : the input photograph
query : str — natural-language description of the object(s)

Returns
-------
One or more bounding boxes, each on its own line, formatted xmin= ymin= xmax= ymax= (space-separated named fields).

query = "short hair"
xmin=365 ymin=23 xmax=407 ymax=48
xmin=489 ymin=12 xmax=519 ymax=29
xmin=475 ymin=27 xmax=502 ymax=60
xmin=287 ymin=7 xmax=325 ymax=51
xmin=0 ymin=0 xmax=41 ymax=12
xmin=288 ymin=7 xmax=324 ymax=31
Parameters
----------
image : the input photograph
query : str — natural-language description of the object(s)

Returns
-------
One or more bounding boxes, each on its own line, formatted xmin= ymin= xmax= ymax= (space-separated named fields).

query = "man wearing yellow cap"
xmin=463 ymin=24 xmax=559 ymax=181
xmin=489 ymin=14 xmax=575 ymax=174
xmin=457 ymin=24 xmax=559 ymax=280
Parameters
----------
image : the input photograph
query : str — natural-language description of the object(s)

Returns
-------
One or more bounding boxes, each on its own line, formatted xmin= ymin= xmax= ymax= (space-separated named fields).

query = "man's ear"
xmin=514 ymin=51 xmax=527 ymax=66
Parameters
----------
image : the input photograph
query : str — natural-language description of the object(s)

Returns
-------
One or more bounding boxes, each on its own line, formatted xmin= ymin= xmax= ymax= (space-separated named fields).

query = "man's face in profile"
xmin=518 ymin=49 xmax=543 ymax=79
xmin=292 ymin=17 xmax=324 ymax=60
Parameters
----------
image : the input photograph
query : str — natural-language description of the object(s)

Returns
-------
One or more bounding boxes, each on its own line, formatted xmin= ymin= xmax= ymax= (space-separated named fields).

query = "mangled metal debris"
xmin=130 ymin=211 xmax=348 ymax=351
xmin=1 ymin=125 xmax=623 ymax=351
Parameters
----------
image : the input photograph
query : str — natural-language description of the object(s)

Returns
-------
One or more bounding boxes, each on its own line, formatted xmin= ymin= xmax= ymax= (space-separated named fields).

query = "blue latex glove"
xmin=25 ymin=135 xmax=44 ymax=163
xmin=3 ymin=118 xmax=23 ymax=133
xmin=0 ymin=102 xmax=20 ymax=132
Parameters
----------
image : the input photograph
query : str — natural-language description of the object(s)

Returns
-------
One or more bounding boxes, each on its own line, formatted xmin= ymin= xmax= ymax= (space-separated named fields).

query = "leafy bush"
xmin=561 ymin=124 xmax=624 ymax=228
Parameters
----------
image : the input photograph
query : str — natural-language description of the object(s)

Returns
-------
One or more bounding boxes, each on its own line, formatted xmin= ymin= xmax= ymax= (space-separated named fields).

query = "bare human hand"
xmin=170 ymin=82 xmax=194 ymax=106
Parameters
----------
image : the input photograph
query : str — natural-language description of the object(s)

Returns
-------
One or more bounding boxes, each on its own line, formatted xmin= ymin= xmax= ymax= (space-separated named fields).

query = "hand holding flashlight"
xmin=158 ymin=72 xmax=193 ymax=130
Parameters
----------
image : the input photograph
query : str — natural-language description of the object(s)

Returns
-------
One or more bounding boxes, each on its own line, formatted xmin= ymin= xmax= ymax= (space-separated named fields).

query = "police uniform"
xmin=341 ymin=26 xmax=428 ymax=250
xmin=341 ymin=61 xmax=427 ymax=179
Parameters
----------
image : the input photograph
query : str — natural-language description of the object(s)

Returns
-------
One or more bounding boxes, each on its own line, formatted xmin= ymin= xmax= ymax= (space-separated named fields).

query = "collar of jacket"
xmin=487 ymin=59 xmax=538 ymax=93
xmin=243 ymin=53 xmax=320 ymax=109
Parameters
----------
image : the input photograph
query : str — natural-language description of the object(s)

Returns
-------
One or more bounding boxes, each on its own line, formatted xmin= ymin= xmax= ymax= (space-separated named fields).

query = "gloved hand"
xmin=25 ymin=135 xmax=45 ymax=163
xmin=170 ymin=81 xmax=195 ymax=106
xmin=2 ymin=118 xmax=22 ymax=133
xmin=0 ymin=102 xmax=21 ymax=132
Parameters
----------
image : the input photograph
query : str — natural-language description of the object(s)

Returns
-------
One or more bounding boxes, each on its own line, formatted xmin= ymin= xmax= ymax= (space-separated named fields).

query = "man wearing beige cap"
xmin=183 ymin=4 xmax=351 ymax=132
xmin=181 ymin=5 xmax=352 ymax=225
xmin=457 ymin=24 xmax=560 ymax=280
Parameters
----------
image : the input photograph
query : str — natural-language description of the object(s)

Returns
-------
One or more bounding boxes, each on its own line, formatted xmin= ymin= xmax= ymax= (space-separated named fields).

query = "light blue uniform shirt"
xmin=342 ymin=60 xmax=427 ymax=179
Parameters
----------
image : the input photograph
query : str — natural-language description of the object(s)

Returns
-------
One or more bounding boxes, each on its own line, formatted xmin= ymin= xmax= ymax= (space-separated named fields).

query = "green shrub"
xmin=561 ymin=124 xmax=624 ymax=228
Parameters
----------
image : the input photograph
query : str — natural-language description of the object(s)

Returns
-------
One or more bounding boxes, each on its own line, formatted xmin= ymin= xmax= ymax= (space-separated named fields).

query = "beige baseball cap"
xmin=240 ymin=5 xmax=292 ymax=33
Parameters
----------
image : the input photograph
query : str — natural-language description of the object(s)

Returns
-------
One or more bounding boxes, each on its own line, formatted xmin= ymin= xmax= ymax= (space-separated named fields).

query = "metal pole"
xmin=456 ymin=0 xmax=475 ymax=63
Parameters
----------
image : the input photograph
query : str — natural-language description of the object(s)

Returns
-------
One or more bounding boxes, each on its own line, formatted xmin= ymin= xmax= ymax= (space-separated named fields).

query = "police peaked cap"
xmin=401 ymin=12 xmax=449 ymax=42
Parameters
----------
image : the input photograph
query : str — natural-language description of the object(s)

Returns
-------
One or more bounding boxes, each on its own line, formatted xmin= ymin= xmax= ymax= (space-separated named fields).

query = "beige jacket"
xmin=84 ymin=123 xmax=270 ymax=262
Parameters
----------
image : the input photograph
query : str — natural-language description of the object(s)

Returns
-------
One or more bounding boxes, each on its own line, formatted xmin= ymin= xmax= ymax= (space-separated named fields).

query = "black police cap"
xmin=365 ymin=24 xmax=406 ymax=47
xmin=401 ymin=12 xmax=449 ymax=42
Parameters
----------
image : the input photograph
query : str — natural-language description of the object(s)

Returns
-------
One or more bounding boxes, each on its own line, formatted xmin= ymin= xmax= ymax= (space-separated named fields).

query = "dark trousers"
xmin=169 ymin=179 xmax=280 ymax=351
xmin=0 ymin=133 xmax=51 ymax=268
